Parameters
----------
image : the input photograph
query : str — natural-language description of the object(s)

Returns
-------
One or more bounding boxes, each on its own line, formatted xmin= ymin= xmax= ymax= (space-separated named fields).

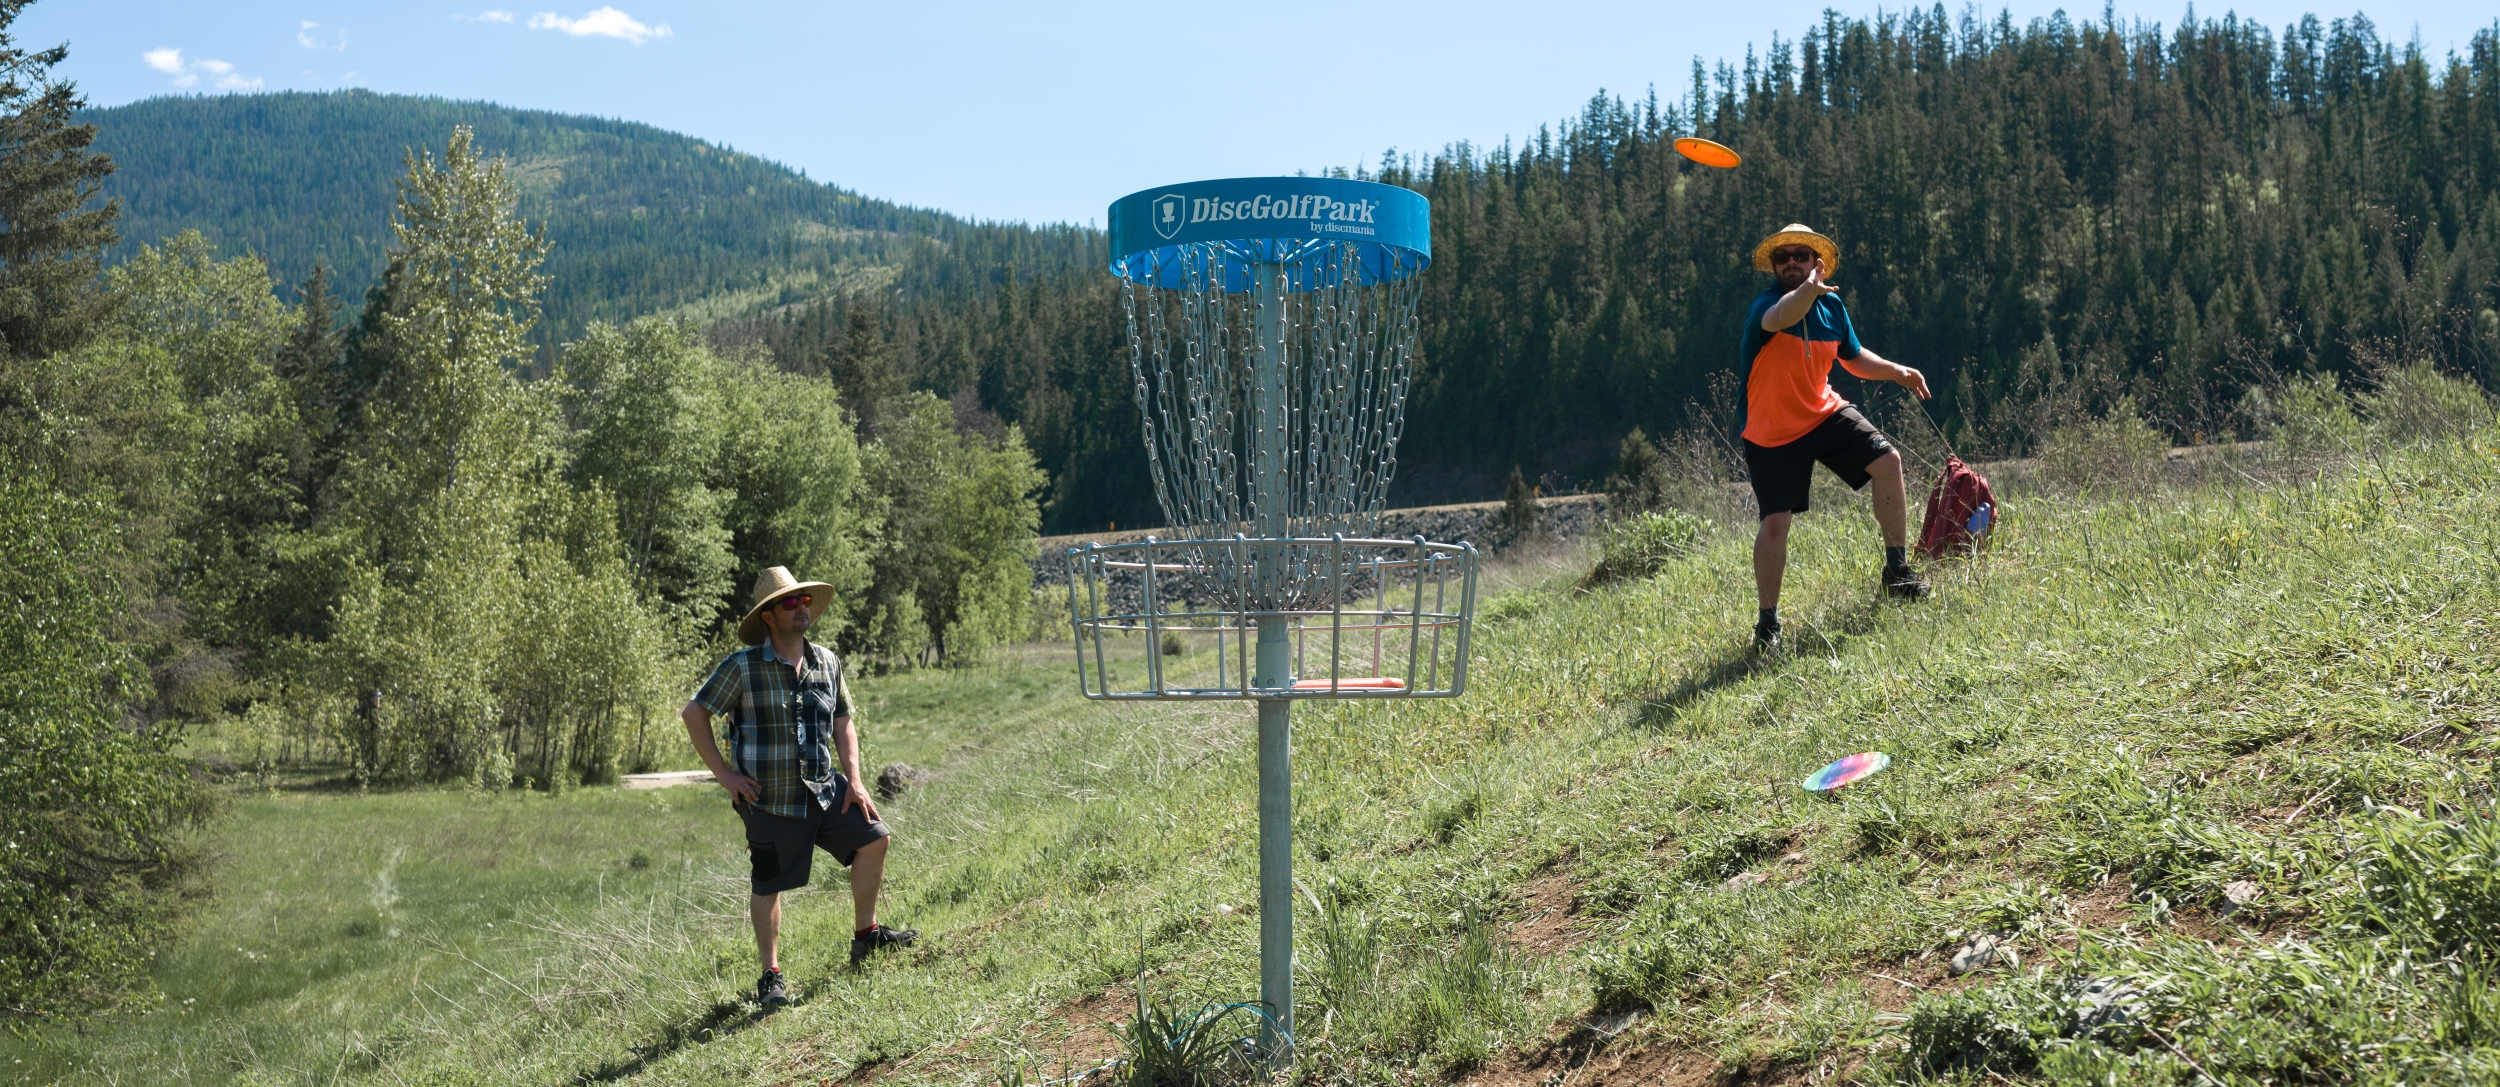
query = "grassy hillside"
xmin=10 ymin=424 xmax=2499 ymax=1084
xmin=80 ymin=91 xmax=1098 ymax=347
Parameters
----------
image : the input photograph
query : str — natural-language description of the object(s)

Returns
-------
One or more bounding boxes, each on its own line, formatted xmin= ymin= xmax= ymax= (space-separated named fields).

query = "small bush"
xmin=1604 ymin=428 xmax=1676 ymax=518
xmin=2040 ymin=396 xmax=2168 ymax=488
xmin=2273 ymin=372 xmax=2363 ymax=456
xmin=1497 ymin=466 xmax=1538 ymax=548
xmin=2359 ymin=359 xmax=2495 ymax=444
xmin=1119 ymin=989 xmax=1266 ymax=1086
xmin=1160 ymin=631 xmax=1186 ymax=657
xmin=1578 ymin=510 xmax=1710 ymax=589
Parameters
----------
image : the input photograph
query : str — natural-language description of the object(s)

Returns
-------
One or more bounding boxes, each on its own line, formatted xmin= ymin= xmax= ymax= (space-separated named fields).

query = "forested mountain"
xmin=81 ymin=91 xmax=1097 ymax=350
xmin=727 ymin=9 xmax=2500 ymax=528
xmin=82 ymin=11 xmax=2500 ymax=535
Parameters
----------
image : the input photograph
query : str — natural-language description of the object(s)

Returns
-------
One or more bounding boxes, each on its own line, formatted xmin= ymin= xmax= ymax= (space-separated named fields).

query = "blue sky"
xmin=25 ymin=2 xmax=2496 ymax=227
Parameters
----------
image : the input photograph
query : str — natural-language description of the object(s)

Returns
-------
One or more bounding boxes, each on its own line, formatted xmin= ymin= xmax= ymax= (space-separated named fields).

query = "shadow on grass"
xmin=569 ymin=999 xmax=768 ymax=1084
xmin=1631 ymin=599 xmax=1882 ymax=732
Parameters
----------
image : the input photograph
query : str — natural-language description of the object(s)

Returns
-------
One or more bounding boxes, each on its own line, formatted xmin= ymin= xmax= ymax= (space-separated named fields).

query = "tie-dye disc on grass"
xmin=1801 ymin=751 xmax=1890 ymax=792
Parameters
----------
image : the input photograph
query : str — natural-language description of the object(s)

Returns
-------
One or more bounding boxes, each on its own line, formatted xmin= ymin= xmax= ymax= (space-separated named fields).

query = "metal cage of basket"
xmin=1067 ymin=534 xmax=1477 ymax=700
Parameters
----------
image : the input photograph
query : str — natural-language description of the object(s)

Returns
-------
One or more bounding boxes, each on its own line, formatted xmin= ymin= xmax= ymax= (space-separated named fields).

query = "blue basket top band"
xmin=1108 ymin=177 xmax=1430 ymax=291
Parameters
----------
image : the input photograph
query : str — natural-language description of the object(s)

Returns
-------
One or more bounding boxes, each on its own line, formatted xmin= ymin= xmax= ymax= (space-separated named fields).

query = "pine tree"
xmin=0 ymin=1 xmax=116 ymax=359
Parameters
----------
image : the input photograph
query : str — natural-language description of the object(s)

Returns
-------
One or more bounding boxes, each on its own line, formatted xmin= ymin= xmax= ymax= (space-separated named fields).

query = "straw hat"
xmin=1752 ymin=224 xmax=1840 ymax=275
xmin=737 ymin=566 xmax=835 ymax=646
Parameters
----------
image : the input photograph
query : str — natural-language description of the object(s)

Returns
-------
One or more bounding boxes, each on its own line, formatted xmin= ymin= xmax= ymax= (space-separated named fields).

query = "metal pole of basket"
xmin=1248 ymin=260 xmax=1294 ymax=1055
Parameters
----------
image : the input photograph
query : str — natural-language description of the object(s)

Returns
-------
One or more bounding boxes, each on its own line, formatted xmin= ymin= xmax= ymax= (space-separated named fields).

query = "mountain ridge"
xmin=79 ymin=89 xmax=1096 ymax=346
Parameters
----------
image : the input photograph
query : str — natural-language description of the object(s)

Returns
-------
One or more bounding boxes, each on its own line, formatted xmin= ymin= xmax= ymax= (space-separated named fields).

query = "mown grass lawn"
xmin=11 ymin=431 xmax=2500 ymax=1086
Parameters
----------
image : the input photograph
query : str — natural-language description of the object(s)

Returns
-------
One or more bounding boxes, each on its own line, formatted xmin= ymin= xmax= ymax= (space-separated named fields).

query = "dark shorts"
xmin=1743 ymin=406 xmax=1895 ymax=518
xmin=737 ymin=778 xmax=891 ymax=895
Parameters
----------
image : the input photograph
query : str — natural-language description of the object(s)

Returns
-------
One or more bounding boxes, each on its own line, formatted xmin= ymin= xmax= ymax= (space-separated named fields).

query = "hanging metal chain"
xmin=1122 ymin=241 xmax=1423 ymax=612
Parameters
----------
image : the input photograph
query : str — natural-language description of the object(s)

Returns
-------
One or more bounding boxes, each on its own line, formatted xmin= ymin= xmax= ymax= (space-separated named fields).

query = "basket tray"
xmin=1065 ymin=535 xmax=1477 ymax=701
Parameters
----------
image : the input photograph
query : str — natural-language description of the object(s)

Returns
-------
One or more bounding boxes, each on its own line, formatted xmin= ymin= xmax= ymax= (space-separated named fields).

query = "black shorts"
xmin=737 ymin=778 xmax=891 ymax=895
xmin=1743 ymin=406 xmax=1895 ymax=518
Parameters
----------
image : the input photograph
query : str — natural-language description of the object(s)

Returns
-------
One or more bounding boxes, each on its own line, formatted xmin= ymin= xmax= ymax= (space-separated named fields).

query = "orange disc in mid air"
xmin=1674 ymin=137 xmax=1741 ymax=169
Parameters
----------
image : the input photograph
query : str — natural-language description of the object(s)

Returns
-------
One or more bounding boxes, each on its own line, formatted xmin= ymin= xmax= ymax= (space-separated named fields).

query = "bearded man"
xmin=1737 ymin=225 xmax=1933 ymax=652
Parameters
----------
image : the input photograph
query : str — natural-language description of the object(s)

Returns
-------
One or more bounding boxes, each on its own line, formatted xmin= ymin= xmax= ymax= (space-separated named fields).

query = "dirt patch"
xmin=1012 ymin=985 xmax=1131 ymax=1078
xmin=2063 ymin=878 xmax=2137 ymax=932
xmin=1459 ymin=1034 xmax=1822 ymax=1087
xmin=1506 ymin=872 xmax=1589 ymax=958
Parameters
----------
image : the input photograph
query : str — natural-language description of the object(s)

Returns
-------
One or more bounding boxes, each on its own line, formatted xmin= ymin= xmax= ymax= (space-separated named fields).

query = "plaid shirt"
xmin=691 ymin=638 xmax=853 ymax=819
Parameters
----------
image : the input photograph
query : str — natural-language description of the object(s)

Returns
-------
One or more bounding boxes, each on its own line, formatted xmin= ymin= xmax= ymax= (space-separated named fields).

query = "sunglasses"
xmin=1770 ymin=248 xmax=1820 ymax=266
xmin=775 ymin=593 xmax=814 ymax=611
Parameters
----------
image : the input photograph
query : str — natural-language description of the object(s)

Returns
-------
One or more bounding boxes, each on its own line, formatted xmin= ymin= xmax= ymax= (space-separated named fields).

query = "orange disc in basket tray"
xmin=1674 ymin=137 xmax=1742 ymax=169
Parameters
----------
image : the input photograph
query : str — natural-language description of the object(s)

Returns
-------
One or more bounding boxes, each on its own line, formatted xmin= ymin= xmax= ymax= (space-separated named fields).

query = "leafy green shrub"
xmin=1578 ymin=509 xmax=1710 ymax=589
xmin=0 ymin=477 xmax=217 ymax=1017
xmin=2359 ymin=360 xmax=2495 ymax=444
xmin=2273 ymin=372 xmax=2364 ymax=456
xmin=2039 ymin=396 xmax=2169 ymax=488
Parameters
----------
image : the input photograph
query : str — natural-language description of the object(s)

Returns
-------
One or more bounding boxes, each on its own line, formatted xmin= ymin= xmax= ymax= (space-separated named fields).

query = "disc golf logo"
xmin=1151 ymin=193 xmax=1188 ymax=240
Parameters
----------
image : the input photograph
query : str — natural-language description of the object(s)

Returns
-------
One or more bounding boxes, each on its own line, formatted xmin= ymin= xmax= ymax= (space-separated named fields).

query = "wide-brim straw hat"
xmin=737 ymin=566 xmax=835 ymax=646
xmin=1753 ymin=224 xmax=1841 ymax=275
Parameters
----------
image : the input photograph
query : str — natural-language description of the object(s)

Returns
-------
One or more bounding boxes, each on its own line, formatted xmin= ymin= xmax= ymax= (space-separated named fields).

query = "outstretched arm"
xmin=1839 ymin=347 xmax=1931 ymax=400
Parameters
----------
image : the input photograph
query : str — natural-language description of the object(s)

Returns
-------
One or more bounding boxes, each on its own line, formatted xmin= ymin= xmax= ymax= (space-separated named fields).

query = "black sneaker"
xmin=756 ymin=967 xmax=791 ymax=1009
xmin=1752 ymin=621 xmax=1783 ymax=654
xmin=850 ymin=923 xmax=918 ymax=964
xmin=1883 ymin=565 xmax=1931 ymax=601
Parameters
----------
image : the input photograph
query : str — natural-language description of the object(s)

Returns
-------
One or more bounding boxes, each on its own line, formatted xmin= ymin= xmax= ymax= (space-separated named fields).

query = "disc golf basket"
xmin=1067 ymin=177 xmax=1477 ymax=1063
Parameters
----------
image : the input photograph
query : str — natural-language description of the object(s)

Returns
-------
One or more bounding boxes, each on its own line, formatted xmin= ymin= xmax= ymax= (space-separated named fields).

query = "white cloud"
xmin=458 ymin=10 xmax=516 ymax=22
xmin=141 ymin=47 xmax=260 ymax=90
xmin=298 ymin=20 xmax=347 ymax=50
xmin=527 ymin=7 xmax=671 ymax=44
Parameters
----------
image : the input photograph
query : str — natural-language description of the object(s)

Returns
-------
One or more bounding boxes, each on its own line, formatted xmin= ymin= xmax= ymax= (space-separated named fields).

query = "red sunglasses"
xmin=775 ymin=593 xmax=814 ymax=611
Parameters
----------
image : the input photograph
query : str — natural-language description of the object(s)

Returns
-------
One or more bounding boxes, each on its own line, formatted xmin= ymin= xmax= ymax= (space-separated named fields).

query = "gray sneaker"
xmin=850 ymin=924 xmax=918 ymax=965
xmin=756 ymin=967 xmax=791 ymax=1008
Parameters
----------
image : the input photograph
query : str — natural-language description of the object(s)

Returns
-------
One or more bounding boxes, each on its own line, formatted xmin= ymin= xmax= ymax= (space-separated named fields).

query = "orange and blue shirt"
xmin=1738 ymin=286 xmax=1863 ymax=447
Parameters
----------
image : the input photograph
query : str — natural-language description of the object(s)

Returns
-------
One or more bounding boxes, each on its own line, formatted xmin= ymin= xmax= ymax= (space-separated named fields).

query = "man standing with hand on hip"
xmin=1737 ymin=225 xmax=1933 ymax=653
xmin=684 ymin=567 xmax=917 ymax=1010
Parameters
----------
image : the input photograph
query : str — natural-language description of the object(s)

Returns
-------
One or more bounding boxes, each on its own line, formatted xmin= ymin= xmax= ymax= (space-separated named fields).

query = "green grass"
xmin=12 ymin=430 xmax=2500 ymax=1085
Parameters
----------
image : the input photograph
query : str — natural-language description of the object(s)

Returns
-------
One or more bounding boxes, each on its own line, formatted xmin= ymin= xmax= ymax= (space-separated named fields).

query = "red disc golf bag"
xmin=1917 ymin=455 xmax=1998 ymax=560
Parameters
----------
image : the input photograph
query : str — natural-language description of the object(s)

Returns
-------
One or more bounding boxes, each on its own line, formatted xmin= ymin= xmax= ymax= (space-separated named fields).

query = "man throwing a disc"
xmin=683 ymin=566 xmax=917 ymax=1010
xmin=1738 ymin=224 xmax=1931 ymax=651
